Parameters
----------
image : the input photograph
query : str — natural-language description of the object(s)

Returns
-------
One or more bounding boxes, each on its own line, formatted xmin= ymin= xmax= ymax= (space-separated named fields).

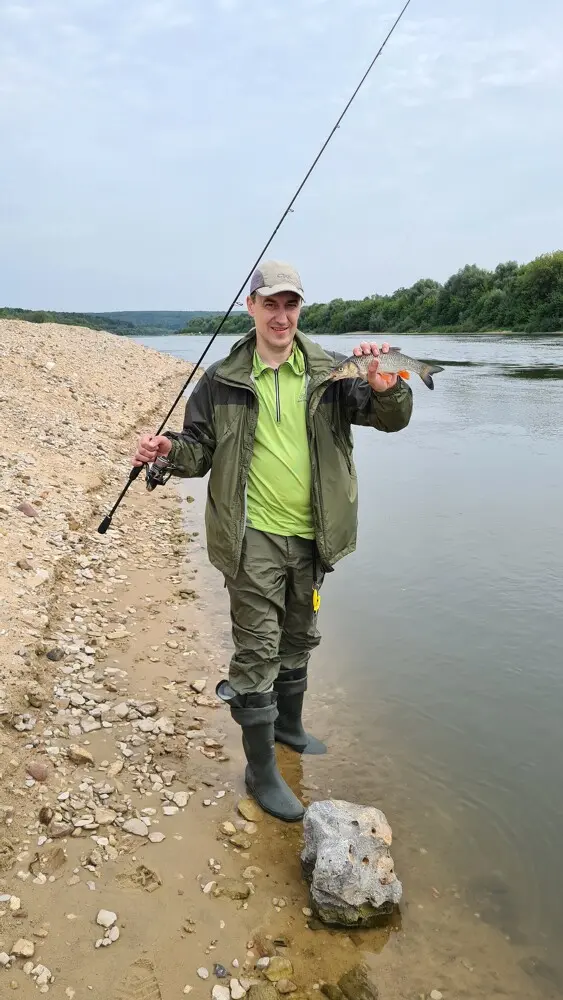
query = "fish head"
xmin=328 ymin=358 xmax=363 ymax=381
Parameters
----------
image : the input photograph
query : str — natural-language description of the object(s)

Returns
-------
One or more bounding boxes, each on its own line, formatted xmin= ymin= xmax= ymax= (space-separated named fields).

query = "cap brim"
xmin=255 ymin=283 xmax=304 ymax=301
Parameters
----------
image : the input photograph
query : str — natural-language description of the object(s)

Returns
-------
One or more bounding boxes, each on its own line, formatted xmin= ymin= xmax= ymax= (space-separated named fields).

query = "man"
xmin=133 ymin=260 xmax=413 ymax=823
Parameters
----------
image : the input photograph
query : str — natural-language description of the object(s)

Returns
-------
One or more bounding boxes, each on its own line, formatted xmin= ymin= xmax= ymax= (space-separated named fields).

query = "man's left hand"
xmin=352 ymin=341 xmax=397 ymax=392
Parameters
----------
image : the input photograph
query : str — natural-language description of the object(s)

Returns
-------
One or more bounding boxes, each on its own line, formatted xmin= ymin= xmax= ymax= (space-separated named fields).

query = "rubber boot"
xmin=274 ymin=666 xmax=327 ymax=755
xmin=217 ymin=683 xmax=304 ymax=822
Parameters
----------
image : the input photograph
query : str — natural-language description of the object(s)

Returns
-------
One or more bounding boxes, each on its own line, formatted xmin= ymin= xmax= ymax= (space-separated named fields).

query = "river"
xmin=134 ymin=331 xmax=563 ymax=997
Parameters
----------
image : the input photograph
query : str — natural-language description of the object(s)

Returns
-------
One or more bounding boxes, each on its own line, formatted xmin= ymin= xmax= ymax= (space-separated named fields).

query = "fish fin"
xmin=398 ymin=370 xmax=410 ymax=379
xmin=388 ymin=346 xmax=402 ymax=353
xmin=420 ymin=364 xmax=445 ymax=390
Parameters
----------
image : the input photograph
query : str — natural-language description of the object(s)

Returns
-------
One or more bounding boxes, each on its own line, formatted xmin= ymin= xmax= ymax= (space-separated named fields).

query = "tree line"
xmin=177 ymin=250 xmax=563 ymax=336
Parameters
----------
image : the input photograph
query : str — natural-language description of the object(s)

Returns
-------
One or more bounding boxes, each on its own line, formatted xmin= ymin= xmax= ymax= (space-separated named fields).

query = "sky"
xmin=1 ymin=0 xmax=562 ymax=311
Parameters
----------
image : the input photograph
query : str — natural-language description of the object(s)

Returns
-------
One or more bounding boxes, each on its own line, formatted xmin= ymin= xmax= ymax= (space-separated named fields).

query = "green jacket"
xmin=165 ymin=330 xmax=413 ymax=578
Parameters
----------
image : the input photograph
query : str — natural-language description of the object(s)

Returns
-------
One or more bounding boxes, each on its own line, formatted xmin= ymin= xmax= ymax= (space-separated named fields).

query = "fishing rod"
xmin=97 ymin=0 xmax=414 ymax=535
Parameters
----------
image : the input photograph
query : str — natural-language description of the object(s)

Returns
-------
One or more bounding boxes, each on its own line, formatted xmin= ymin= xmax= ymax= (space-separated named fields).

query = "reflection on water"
xmin=500 ymin=364 xmax=563 ymax=379
xmin=137 ymin=331 xmax=563 ymax=999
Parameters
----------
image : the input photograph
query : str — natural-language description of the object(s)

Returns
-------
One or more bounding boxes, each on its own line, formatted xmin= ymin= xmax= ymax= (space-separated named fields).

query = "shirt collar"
xmin=252 ymin=343 xmax=305 ymax=378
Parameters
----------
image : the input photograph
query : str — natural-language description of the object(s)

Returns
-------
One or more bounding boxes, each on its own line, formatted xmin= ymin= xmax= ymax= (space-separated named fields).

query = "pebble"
xmin=276 ymin=981 xmax=297 ymax=995
xmin=221 ymin=822 xmax=237 ymax=837
xmin=190 ymin=679 xmax=207 ymax=693
xmin=197 ymin=968 xmax=210 ymax=980
xmin=430 ymin=993 xmax=443 ymax=1000
xmin=231 ymin=979 xmax=247 ymax=999
xmin=148 ymin=831 xmax=166 ymax=844
xmin=122 ymin=818 xmax=149 ymax=837
xmin=264 ymin=958 xmax=294 ymax=984
xmin=214 ymin=964 xmax=229 ymax=979
xmin=183 ymin=988 xmax=193 ymax=995
xmin=237 ymin=799 xmax=262 ymax=823
xmin=212 ymin=987 xmax=231 ymax=1000
xmin=26 ymin=761 xmax=49 ymax=782
xmin=96 ymin=910 xmax=117 ymax=929
xmin=11 ymin=939 xmax=35 ymax=958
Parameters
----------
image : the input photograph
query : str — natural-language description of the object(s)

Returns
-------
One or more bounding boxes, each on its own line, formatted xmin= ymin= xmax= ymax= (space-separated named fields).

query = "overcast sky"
xmin=1 ymin=0 xmax=562 ymax=311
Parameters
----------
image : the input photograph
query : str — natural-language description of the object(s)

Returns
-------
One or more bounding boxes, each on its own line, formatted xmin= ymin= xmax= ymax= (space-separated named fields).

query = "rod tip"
xmin=98 ymin=516 xmax=111 ymax=534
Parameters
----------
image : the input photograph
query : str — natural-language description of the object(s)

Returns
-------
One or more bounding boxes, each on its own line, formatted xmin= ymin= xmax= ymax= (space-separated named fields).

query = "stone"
xmin=430 ymin=993 xmax=443 ymax=1000
xmin=50 ymin=821 xmax=73 ymax=839
xmin=242 ymin=867 xmax=262 ymax=880
xmin=96 ymin=910 xmax=117 ymax=929
xmin=214 ymin=964 xmax=229 ymax=979
xmin=221 ymin=822 xmax=237 ymax=837
xmin=230 ymin=833 xmax=252 ymax=850
xmin=0 ymin=952 xmax=12 ymax=967
xmin=217 ymin=878 xmax=250 ymax=900
xmin=11 ymin=939 xmax=35 ymax=959
xmin=276 ymin=982 xmax=297 ymax=995
xmin=263 ymin=959 xmax=294 ymax=984
xmin=67 ymin=745 xmax=95 ymax=766
xmin=198 ymin=968 xmax=210 ymax=980
xmin=238 ymin=799 xmax=263 ymax=823
xmin=252 ymin=933 xmax=277 ymax=959
xmin=108 ymin=926 xmax=120 ymax=943
xmin=231 ymin=979 xmax=247 ymax=999
xmin=337 ymin=964 xmax=379 ymax=1000
xmin=190 ymin=679 xmax=207 ymax=693
xmin=46 ymin=647 xmax=65 ymax=662
xmin=122 ymin=818 xmax=149 ymax=837
xmin=155 ymin=716 xmax=175 ymax=735
xmin=212 ymin=988 xmax=231 ymax=1000
xmin=301 ymin=800 xmax=401 ymax=928
xmin=320 ymin=987 xmax=345 ymax=1000
xmin=81 ymin=718 xmax=101 ymax=734
xmin=18 ymin=501 xmax=40 ymax=518
xmin=148 ymin=832 xmax=165 ymax=844
xmin=248 ymin=986 xmax=278 ymax=1000
xmin=95 ymin=808 xmax=117 ymax=826
xmin=26 ymin=761 xmax=49 ymax=783
xmin=173 ymin=791 xmax=189 ymax=808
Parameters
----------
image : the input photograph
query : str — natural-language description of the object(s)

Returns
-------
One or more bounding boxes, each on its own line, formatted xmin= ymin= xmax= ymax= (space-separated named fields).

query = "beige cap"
xmin=249 ymin=260 xmax=304 ymax=300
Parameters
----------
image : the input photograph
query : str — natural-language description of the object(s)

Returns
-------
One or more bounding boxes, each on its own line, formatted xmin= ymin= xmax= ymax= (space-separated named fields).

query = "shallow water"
xmin=135 ymin=331 xmax=563 ymax=995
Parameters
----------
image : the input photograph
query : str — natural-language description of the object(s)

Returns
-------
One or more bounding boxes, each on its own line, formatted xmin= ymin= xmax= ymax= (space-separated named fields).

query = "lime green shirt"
xmin=246 ymin=344 xmax=314 ymax=539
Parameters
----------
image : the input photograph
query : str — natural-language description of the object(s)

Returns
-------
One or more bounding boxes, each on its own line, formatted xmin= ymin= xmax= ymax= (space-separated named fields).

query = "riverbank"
xmin=0 ymin=321 xmax=554 ymax=1000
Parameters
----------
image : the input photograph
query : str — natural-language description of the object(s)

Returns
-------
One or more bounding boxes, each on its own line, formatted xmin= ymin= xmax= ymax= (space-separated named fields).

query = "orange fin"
xmin=398 ymin=370 xmax=410 ymax=379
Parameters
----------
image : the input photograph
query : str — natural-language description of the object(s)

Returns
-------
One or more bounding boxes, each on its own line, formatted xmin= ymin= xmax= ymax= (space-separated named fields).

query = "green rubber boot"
xmin=217 ymin=684 xmax=305 ymax=823
xmin=274 ymin=666 xmax=327 ymax=755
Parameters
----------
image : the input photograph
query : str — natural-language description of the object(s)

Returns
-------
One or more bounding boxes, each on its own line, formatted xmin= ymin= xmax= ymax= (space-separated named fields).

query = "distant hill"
xmin=0 ymin=308 xmax=233 ymax=337
xmin=96 ymin=311 xmax=220 ymax=334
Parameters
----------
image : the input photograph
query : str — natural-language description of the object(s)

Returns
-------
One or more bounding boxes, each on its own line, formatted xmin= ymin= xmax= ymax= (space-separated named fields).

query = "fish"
xmin=328 ymin=347 xmax=445 ymax=390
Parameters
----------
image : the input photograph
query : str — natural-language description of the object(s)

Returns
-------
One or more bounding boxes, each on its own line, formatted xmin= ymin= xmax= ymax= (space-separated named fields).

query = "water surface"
xmin=135 ymin=331 xmax=563 ymax=995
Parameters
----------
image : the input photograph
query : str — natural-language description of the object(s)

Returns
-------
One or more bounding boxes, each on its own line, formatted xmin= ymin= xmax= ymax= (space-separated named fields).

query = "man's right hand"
xmin=132 ymin=434 xmax=172 ymax=467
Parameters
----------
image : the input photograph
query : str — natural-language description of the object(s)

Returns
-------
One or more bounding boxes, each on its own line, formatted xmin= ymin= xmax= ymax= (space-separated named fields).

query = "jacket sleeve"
xmin=340 ymin=375 xmax=413 ymax=432
xmin=162 ymin=373 xmax=216 ymax=478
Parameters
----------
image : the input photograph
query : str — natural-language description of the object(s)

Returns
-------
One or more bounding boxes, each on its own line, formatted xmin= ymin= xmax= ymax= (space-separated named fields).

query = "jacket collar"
xmin=215 ymin=328 xmax=334 ymax=385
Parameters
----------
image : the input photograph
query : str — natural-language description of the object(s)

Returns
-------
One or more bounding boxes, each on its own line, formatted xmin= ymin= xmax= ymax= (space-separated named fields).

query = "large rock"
xmin=301 ymin=799 xmax=402 ymax=928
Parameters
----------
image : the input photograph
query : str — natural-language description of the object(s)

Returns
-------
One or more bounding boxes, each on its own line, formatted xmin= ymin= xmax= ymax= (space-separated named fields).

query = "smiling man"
xmin=133 ymin=260 xmax=413 ymax=822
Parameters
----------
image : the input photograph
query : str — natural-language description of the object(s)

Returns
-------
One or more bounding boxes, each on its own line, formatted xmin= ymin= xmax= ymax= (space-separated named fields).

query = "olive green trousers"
xmin=224 ymin=527 xmax=324 ymax=695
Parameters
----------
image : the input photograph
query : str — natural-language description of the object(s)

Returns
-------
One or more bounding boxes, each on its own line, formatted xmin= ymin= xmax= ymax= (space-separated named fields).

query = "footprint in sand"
xmin=114 ymin=958 xmax=162 ymax=1000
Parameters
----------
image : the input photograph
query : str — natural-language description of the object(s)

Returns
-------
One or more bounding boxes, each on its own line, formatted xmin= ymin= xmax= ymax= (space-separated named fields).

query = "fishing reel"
xmin=145 ymin=454 xmax=172 ymax=492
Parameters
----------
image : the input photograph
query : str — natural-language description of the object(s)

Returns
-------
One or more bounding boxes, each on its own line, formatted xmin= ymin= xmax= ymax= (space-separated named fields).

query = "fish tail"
xmin=419 ymin=363 xmax=444 ymax=390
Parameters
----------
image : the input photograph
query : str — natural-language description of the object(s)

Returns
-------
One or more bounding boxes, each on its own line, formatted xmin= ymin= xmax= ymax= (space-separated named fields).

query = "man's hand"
xmin=352 ymin=341 xmax=397 ymax=393
xmin=132 ymin=433 xmax=172 ymax=467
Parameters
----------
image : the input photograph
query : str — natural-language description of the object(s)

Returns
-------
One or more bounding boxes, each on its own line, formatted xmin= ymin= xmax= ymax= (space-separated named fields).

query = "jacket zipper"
xmin=273 ymin=369 xmax=281 ymax=422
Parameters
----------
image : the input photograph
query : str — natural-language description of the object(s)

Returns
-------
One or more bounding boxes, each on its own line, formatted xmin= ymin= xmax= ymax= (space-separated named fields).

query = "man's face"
xmin=247 ymin=290 xmax=302 ymax=352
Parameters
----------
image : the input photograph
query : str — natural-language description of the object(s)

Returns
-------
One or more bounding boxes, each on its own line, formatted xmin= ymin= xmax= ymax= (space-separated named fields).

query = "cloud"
xmin=1 ymin=0 xmax=562 ymax=309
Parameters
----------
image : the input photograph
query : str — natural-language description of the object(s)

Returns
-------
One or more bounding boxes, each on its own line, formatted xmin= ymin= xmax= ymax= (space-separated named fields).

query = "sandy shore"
xmin=0 ymin=320 xmax=554 ymax=1000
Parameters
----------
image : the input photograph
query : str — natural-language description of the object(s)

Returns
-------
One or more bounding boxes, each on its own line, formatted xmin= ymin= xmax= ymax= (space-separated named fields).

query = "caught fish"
xmin=329 ymin=347 xmax=444 ymax=390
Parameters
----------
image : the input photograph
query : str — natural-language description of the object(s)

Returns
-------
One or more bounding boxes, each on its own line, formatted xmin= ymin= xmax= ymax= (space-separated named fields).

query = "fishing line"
xmin=98 ymin=0 xmax=414 ymax=534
